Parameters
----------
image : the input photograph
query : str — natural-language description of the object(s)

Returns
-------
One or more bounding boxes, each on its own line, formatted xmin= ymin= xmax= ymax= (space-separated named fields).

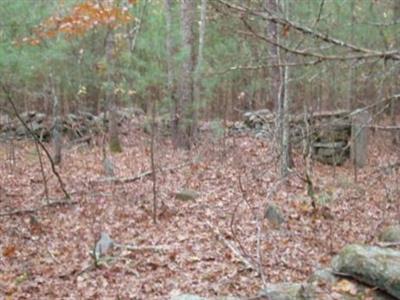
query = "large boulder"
xmin=309 ymin=268 xmax=396 ymax=300
xmin=332 ymin=244 xmax=400 ymax=299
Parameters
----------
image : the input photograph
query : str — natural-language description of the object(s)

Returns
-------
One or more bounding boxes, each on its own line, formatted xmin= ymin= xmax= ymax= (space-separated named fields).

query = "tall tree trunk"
xmin=50 ymin=75 xmax=62 ymax=165
xmin=266 ymin=0 xmax=292 ymax=177
xmin=347 ymin=0 xmax=355 ymax=111
xmin=280 ymin=64 xmax=291 ymax=176
xmin=178 ymin=0 xmax=195 ymax=149
xmin=106 ymin=30 xmax=122 ymax=153
xmin=265 ymin=0 xmax=280 ymax=111
xmin=164 ymin=0 xmax=179 ymax=147
xmin=391 ymin=0 xmax=400 ymax=144
xmin=193 ymin=0 xmax=207 ymax=140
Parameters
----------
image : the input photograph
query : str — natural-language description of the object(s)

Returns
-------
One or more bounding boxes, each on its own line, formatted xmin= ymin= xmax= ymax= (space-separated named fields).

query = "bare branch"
xmin=217 ymin=0 xmax=400 ymax=61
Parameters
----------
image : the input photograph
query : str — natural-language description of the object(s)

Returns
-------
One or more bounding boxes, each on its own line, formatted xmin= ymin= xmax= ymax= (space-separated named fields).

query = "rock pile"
xmin=311 ymin=110 xmax=351 ymax=165
xmin=0 ymin=111 xmax=51 ymax=141
xmin=230 ymin=109 xmax=353 ymax=166
xmin=0 ymin=107 xmax=144 ymax=142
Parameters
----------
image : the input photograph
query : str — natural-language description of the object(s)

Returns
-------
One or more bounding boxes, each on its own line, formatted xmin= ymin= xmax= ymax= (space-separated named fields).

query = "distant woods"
xmin=0 ymin=0 xmax=399 ymax=146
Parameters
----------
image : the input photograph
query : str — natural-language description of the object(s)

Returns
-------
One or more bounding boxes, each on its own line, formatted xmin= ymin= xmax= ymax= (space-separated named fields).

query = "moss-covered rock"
xmin=332 ymin=244 xmax=400 ymax=299
xmin=308 ymin=268 xmax=396 ymax=300
xmin=175 ymin=189 xmax=200 ymax=201
xmin=379 ymin=225 xmax=400 ymax=243
xmin=264 ymin=203 xmax=285 ymax=228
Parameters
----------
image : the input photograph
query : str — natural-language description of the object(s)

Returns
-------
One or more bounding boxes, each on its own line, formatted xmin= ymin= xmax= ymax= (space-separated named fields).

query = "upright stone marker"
xmin=351 ymin=110 xmax=370 ymax=167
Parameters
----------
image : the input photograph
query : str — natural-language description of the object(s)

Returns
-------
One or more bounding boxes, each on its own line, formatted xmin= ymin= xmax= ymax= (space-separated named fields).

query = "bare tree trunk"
xmin=127 ymin=0 xmax=147 ymax=54
xmin=280 ymin=64 xmax=291 ymax=177
xmin=266 ymin=0 xmax=292 ymax=177
xmin=150 ymin=100 xmax=157 ymax=224
xmin=391 ymin=0 xmax=400 ymax=144
xmin=347 ymin=0 xmax=355 ymax=111
xmin=265 ymin=0 xmax=280 ymax=111
xmin=164 ymin=0 xmax=179 ymax=147
xmin=50 ymin=75 xmax=62 ymax=165
xmin=193 ymin=0 xmax=207 ymax=140
xmin=178 ymin=0 xmax=195 ymax=149
xmin=106 ymin=30 xmax=122 ymax=153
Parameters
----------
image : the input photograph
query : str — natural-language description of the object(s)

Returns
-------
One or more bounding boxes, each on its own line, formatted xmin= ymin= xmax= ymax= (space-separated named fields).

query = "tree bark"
xmin=280 ymin=64 xmax=291 ymax=176
xmin=50 ymin=75 xmax=62 ymax=165
xmin=178 ymin=0 xmax=195 ymax=148
xmin=266 ymin=0 xmax=292 ymax=177
xmin=105 ymin=30 xmax=122 ymax=153
xmin=193 ymin=0 xmax=207 ymax=140
xmin=347 ymin=0 xmax=355 ymax=111
xmin=391 ymin=0 xmax=400 ymax=144
xmin=164 ymin=0 xmax=179 ymax=146
xmin=265 ymin=0 xmax=280 ymax=111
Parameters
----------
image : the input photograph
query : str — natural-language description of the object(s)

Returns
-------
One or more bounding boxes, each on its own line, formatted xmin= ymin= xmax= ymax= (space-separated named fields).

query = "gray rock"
xmin=308 ymin=268 xmax=395 ymax=300
xmin=34 ymin=113 xmax=47 ymax=123
xmin=175 ymin=189 xmax=200 ymax=201
xmin=313 ymin=141 xmax=349 ymax=165
xmin=379 ymin=225 xmax=400 ymax=243
xmin=243 ymin=109 xmax=274 ymax=128
xmin=31 ymin=121 xmax=44 ymax=133
xmin=308 ymin=268 xmax=338 ymax=286
xmin=264 ymin=204 xmax=285 ymax=228
xmin=259 ymin=283 xmax=314 ymax=300
xmin=16 ymin=125 xmax=26 ymax=136
xmin=332 ymin=244 xmax=400 ymax=299
xmin=94 ymin=232 xmax=114 ymax=260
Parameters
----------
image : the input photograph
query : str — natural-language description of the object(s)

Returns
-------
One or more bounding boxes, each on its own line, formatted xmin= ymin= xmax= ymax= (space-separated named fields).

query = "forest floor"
xmin=0 ymin=120 xmax=399 ymax=299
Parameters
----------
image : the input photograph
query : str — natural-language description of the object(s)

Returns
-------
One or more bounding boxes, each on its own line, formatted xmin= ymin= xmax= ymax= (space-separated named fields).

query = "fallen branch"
xmin=90 ymin=161 xmax=191 ymax=184
xmin=376 ymin=241 xmax=400 ymax=248
xmin=116 ymin=243 xmax=170 ymax=252
xmin=216 ymin=0 xmax=400 ymax=61
xmin=368 ymin=125 xmax=400 ymax=131
xmin=0 ymin=207 xmax=36 ymax=217
xmin=0 ymin=198 xmax=78 ymax=217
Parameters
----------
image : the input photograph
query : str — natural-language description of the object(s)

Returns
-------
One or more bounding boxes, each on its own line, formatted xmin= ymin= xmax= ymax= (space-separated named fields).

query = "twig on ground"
xmin=115 ymin=243 xmax=170 ymax=252
xmin=206 ymin=220 xmax=257 ymax=272
xmin=47 ymin=248 xmax=61 ymax=264
xmin=90 ymin=161 xmax=191 ymax=184
xmin=0 ymin=198 xmax=78 ymax=217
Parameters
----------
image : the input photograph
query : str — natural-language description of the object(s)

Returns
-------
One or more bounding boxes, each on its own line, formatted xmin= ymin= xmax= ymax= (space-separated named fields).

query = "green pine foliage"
xmin=0 ymin=0 xmax=398 ymax=116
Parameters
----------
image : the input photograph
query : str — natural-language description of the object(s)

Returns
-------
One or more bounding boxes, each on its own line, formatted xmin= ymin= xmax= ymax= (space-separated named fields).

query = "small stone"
xmin=308 ymin=268 xmax=337 ymax=285
xmin=175 ymin=189 xmax=200 ymax=201
xmin=264 ymin=204 xmax=285 ymax=228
